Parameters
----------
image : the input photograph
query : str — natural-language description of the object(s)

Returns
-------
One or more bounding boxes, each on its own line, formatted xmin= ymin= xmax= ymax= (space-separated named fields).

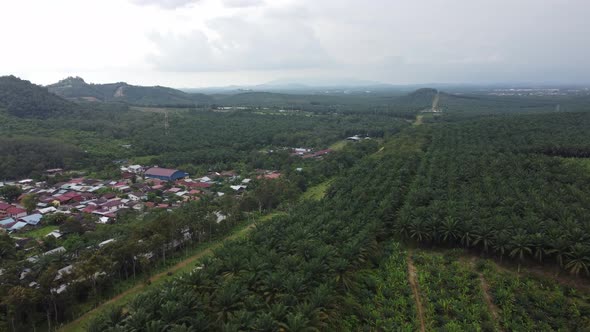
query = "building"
xmin=0 ymin=217 xmax=16 ymax=230
xmin=144 ymin=167 xmax=188 ymax=181
xmin=20 ymin=214 xmax=42 ymax=226
xmin=6 ymin=206 xmax=27 ymax=218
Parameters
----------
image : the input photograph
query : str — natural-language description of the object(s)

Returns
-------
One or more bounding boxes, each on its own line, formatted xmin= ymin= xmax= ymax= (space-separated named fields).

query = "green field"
xmin=19 ymin=225 xmax=59 ymax=239
xmin=300 ymin=179 xmax=334 ymax=201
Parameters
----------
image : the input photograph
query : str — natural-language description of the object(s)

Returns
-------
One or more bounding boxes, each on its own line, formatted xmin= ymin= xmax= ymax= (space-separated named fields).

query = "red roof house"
xmin=0 ymin=202 xmax=11 ymax=211
xmin=6 ymin=206 xmax=27 ymax=218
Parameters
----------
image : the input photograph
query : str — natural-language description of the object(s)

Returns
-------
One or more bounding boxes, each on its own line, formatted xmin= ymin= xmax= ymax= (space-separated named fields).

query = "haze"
xmin=1 ymin=0 xmax=589 ymax=87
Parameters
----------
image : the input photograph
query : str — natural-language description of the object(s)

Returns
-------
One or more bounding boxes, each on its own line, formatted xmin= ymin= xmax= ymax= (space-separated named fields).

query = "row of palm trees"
xmin=395 ymin=215 xmax=590 ymax=276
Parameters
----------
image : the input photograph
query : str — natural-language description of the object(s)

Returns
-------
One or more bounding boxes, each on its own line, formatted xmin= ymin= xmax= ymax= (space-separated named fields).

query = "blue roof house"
xmin=20 ymin=214 xmax=43 ymax=226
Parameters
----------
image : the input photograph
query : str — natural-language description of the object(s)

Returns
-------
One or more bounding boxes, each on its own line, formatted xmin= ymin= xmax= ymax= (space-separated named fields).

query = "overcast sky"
xmin=1 ymin=0 xmax=589 ymax=87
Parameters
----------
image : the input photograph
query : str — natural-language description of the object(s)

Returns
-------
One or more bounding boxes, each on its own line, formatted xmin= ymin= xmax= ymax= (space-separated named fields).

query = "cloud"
xmin=222 ymin=0 xmax=264 ymax=8
xmin=148 ymin=14 xmax=333 ymax=71
xmin=131 ymin=0 xmax=199 ymax=9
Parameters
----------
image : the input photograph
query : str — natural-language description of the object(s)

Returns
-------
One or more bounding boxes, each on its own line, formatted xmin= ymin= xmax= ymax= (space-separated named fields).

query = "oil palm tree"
xmin=565 ymin=243 xmax=590 ymax=276
xmin=509 ymin=230 xmax=532 ymax=272
xmin=439 ymin=216 xmax=460 ymax=244
xmin=473 ymin=224 xmax=496 ymax=253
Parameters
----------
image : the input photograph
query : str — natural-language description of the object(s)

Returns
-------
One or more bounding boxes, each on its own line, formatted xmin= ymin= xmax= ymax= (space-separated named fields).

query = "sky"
xmin=0 ymin=0 xmax=589 ymax=88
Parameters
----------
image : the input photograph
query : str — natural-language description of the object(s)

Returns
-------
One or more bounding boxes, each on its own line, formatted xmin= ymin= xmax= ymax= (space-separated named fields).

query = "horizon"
xmin=1 ymin=0 xmax=590 ymax=88
xmin=5 ymin=74 xmax=590 ymax=91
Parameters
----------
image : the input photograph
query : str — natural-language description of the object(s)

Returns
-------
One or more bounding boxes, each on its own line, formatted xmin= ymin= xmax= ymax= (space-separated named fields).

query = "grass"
xmin=57 ymin=212 xmax=284 ymax=332
xmin=563 ymin=157 xmax=590 ymax=173
xmin=329 ymin=140 xmax=348 ymax=151
xmin=300 ymin=179 xmax=334 ymax=201
xmin=19 ymin=225 xmax=59 ymax=239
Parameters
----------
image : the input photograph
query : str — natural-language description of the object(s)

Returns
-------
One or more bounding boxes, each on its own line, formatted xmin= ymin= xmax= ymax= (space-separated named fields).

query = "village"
xmin=0 ymin=164 xmax=288 ymax=235
xmin=0 ymin=143 xmax=344 ymax=289
xmin=0 ymin=164 xmax=287 ymax=294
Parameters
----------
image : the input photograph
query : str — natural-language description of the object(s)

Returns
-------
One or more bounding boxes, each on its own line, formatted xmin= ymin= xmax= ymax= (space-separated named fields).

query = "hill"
xmin=0 ymin=75 xmax=77 ymax=118
xmin=48 ymin=77 xmax=213 ymax=106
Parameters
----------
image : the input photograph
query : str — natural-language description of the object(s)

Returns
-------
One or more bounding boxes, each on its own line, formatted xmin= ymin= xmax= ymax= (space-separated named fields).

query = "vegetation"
xmin=2 ymin=76 xmax=590 ymax=331
xmin=342 ymin=242 xmax=418 ymax=330
xmin=47 ymin=77 xmax=213 ymax=106
xmin=0 ymin=76 xmax=76 ymax=118
xmin=412 ymin=251 xmax=495 ymax=331
xmin=479 ymin=260 xmax=590 ymax=330
xmin=394 ymin=112 xmax=590 ymax=276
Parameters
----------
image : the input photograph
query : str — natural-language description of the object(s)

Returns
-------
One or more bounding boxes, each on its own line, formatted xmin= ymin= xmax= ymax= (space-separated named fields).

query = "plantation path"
xmin=59 ymin=215 xmax=276 ymax=332
xmin=479 ymin=273 xmax=503 ymax=330
xmin=407 ymin=252 xmax=426 ymax=332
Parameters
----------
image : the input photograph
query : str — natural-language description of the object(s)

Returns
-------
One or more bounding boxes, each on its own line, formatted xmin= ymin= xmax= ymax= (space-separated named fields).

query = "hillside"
xmin=0 ymin=75 xmax=77 ymax=118
xmin=48 ymin=77 xmax=213 ymax=106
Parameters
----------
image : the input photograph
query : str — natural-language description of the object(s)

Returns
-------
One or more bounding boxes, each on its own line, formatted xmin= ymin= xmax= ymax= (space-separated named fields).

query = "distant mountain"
xmin=48 ymin=77 xmax=213 ymax=106
xmin=0 ymin=75 xmax=77 ymax=118
xmin=184 ymin=78 xmax=400 ymax=95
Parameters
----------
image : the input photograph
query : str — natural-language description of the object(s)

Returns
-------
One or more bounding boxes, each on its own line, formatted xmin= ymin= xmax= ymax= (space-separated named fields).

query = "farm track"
xmin=478 ymin=273 xmax=503 ymax=330
xmin=407 ymin=252 xmax=426 ymax=332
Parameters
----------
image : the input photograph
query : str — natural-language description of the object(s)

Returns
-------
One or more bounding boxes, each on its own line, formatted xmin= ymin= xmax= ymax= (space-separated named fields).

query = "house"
xmin=293 ymin=148 xmax=311 ymax=155
xmin=302 ymin=149 xmax=333 ymax=159
xmin=101 ymin=193 xmax=116 ymax=200
xmin=257 ymin=172 xmax=282 ymax=180
xmin=9 ymin=221 xmax=29 ymax=232
xmin=82 ymin=205 xmax=98 ymax=213
xmin=197 ymin=176 xmax=213 ymax=183
xmin=0 ymin=202 xmax=12 ymax=211
xmin=192 ymin=182 xmax=213 ymax=189
xmin=28 ymin=246 xmax=67 ymax=263
xmin=0 ymin=217 xmax=16 ymax=229
xmin=128 ymin=192 xmax=146 ymax=201
xmin=6 ymin=206 xmax=27 ymax=219
xmin=127 ymin=165 xmax=143 ymax=173
xmin=20 ymin=214 xmax=43 ymax=226
xmin=214 ymin=211 xmax=227 ymax=224
xmin=46 ymin=230 xmax=63 ymax=239
xmin=144 ymin=167 xmax=188 ymax=181
xmin=100 ymin=199 xmax=124 ymax=212
xmin=54 ymin=192 xmax=83 ymax=204
xmin=346 ymin=135 xmax=362 ymax=142
xmin=44 ymin=246 xmax=66 ymax=256
xmin=38 ymin=207 xmax=57 ymax=214
xmin=230 ymin=185 xmax=247 ymax=192
xmin=55 ymin=265 xmax=74 ymax=281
